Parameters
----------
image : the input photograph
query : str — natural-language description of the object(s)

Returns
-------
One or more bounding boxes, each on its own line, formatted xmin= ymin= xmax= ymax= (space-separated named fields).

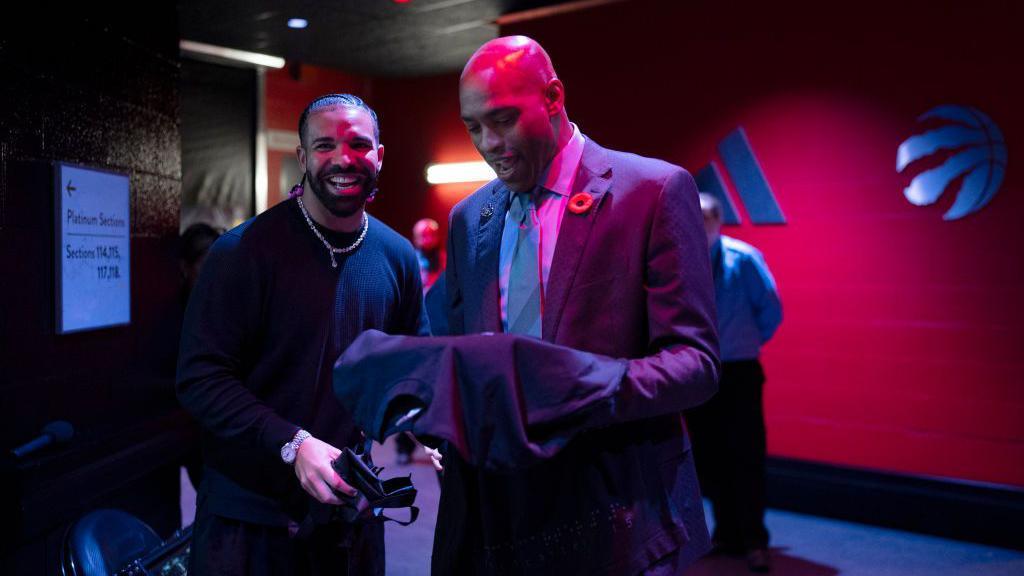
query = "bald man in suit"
xmin=434 ymin=36 xmax=720 ymax=575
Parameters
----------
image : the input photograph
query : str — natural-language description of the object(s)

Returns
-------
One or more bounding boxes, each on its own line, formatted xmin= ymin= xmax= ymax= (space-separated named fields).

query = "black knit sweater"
xmin=176 ymin=198 xmax=428 ymax=525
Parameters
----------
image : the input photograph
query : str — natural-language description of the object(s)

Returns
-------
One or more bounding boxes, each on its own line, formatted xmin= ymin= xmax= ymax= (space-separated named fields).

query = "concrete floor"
xmin=180 ymin=437 xmax=1024 ymax=575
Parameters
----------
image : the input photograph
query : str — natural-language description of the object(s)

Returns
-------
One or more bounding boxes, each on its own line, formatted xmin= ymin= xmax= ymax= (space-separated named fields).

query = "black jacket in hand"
xmin=334 ymin=330 xmax=629 ymax=470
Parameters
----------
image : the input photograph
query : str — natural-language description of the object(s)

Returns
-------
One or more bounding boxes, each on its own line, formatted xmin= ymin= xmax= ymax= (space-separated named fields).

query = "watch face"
xmin=281 ymin=444 xmax=295 ymax=463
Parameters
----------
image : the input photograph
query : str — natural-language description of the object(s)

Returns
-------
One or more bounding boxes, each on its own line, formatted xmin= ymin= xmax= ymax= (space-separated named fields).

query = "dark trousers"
xmin=188 ymin=505 xmax=384 ymax=576
xmin=684 ymin=359 xmax=769 ymax=550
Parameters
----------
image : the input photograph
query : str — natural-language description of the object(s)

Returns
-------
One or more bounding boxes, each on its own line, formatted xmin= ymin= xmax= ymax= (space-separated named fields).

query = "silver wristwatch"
xmin=280 ymin=429 xmax=311 ymax=464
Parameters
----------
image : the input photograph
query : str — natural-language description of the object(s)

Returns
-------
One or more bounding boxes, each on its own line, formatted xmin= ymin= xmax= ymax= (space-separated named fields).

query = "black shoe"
xmin=745 ymin=547 xmax=771 ymax=573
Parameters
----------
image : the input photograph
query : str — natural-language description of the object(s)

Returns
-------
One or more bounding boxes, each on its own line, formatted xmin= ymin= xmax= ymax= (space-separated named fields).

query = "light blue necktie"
xmin=507 ymin=190 xmax=542 ymax=338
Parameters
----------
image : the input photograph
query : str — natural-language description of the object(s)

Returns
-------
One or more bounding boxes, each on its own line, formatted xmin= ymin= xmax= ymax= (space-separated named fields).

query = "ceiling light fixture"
xmin=287 ymin=18 xmax=308 ymax=29
xmin=425 ymin=162 xmax=496 ymax=184
xmin=179 ymin=40 xmax=286 ymax=69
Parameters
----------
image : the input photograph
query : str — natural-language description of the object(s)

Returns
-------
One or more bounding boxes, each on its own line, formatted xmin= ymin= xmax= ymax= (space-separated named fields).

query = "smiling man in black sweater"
xmin=176 ymin=94 xmax=428 ymax=575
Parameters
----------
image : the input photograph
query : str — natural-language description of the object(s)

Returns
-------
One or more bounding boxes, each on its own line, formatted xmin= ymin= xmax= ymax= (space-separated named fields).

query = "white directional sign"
xmin=55 ymin=163 xmax=131 ymax=333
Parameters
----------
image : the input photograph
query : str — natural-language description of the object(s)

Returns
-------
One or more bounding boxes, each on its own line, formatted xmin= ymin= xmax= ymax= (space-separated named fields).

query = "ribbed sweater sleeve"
xmin=176 ymin=228 xmax=298 ymax=460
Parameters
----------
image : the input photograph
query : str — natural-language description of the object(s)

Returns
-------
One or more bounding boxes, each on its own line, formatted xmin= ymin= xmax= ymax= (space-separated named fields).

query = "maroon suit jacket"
xmin=436 ymin=137 xmax=720 ymax=575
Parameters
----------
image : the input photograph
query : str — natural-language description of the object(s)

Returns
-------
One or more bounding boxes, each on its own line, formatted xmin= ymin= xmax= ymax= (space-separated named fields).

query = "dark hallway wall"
xmin=1 ymin=5 xmax=188 ymax=572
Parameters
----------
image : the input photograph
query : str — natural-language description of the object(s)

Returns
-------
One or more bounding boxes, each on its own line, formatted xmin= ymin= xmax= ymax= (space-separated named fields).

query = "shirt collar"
xmin=710 ymin=236 xmax=723 ymax=259
xmin=538 ymin=123 xmax=585 ymax=197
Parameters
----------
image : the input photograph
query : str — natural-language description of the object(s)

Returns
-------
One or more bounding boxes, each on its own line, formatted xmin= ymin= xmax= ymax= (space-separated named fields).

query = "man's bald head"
xmin=460 ymin=36 xmax=557 ymax=93
xmin=412 ymin=218 xmax=441 ymax=252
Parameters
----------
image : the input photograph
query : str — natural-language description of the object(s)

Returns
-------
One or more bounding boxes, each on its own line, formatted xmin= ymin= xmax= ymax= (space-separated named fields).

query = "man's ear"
xmin=296 ymin=145 xmax=307 ymax=172
xmin=376 ymin=144 xmax=384 ymax=173
xmin=544 ymin=78 xmax=565 ymax=116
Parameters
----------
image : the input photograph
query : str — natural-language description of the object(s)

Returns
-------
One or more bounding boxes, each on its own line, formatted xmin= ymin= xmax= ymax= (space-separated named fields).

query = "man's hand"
xmin=424 ymin=445 xmax=443 ymax=471
xmin=293 ymin=436 xmax=358 ymax=504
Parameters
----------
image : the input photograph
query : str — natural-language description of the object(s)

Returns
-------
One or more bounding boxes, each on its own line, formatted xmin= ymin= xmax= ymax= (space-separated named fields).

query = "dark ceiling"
xmin=177 ymin=0 xmax=584 ymax=77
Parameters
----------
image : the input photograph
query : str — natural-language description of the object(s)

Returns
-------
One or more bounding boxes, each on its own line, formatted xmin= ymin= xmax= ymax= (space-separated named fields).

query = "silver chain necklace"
xmin=296 ymin=196 xmax=369 ymax=268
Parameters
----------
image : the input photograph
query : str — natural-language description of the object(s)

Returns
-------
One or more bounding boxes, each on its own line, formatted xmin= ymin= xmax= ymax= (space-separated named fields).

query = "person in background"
xmin=412 ymin=217 xmax=445 ymax=292
xmin=686 ymin=192 xmax=783 ymax=573
xmin=176 ymin=223 xmax=222 ymax=487
xmin=145 ymin=222 xmax=222 ymax=527
xmin=395 ymin=218 xmax=448 ymax=464
xmin=156 ymin=222 xmax=223 ymax=379
xmin=180 ymin=223 xmax=222 ymax=293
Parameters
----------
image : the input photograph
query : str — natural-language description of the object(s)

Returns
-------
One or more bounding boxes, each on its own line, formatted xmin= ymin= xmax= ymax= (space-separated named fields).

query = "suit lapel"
xmin=475 ymin=181 xmax=511 ymax=333
xmin=543 ymin=139 xmax=612 ymax=342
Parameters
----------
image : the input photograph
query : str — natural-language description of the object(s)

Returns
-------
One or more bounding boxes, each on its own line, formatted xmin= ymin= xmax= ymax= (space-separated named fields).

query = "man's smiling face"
xmin=298 ymin=105 xmax=383 ymax=218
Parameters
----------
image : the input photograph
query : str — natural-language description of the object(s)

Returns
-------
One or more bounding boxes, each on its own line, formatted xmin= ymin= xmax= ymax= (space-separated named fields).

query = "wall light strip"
xmin=425 ymin=161 xmax=496 ymax=184
xmin=179 ymin=40 xmax=286 ymax=69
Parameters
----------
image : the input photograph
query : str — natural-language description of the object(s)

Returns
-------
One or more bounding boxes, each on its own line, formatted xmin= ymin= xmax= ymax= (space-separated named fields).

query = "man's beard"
xmin=308 ymin=165 xmax=378 ymax=218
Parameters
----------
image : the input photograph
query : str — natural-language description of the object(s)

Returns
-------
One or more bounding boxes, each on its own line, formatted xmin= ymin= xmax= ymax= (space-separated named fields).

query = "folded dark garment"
xmin=333 ymin=330 xmax=628 ymax=471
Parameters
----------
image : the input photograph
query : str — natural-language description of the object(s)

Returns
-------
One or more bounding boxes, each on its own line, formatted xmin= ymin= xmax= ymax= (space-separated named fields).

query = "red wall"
xmin=265 ymin=0 xmax=1024 ymax=487
xmin=498 ymin=0 xmax=1024 ymax=486
xmin=368 ymin=74 xmax=476 ymax=239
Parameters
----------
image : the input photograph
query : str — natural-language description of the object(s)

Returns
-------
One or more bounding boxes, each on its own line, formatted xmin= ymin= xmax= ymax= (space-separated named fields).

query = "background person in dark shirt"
xmin=180 ymin=222 xmax=221 ymax=293
xmin=176 ymin=94 xmax=428 ymax=575
xmin=177 ymin=222 xmax=221 ymax=488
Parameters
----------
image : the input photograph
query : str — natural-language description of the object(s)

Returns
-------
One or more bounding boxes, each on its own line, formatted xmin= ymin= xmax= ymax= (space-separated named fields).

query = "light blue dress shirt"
xmin=712 ymin=235 xmax=783 ymax=361
xmin=499 ymin=124 xmax=585 ymax=333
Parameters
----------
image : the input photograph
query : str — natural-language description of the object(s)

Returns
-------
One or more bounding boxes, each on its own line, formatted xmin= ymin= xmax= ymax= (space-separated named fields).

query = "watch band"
xmin=281 ymin=429 xmax=311 ymax=464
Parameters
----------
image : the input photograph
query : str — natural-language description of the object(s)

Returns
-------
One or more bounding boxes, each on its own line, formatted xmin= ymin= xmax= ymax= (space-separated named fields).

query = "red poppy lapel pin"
xmin=568 ymin=192 xmax=594 ymax=215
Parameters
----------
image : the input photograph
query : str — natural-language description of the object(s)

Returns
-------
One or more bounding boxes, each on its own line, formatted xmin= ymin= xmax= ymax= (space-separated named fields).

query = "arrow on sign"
xmin=66 ymin=180 xmax=76 ymax=196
